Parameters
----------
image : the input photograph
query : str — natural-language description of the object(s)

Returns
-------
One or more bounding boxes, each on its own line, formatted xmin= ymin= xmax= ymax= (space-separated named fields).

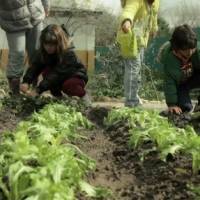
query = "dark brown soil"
xmin=0 ymin=107 xmax=21 ymax=134
xmin=79 ymin=107 xmax=200 ymax=200
xmin=0 ymin=95 xmax=53 ymax=137
xmin=0 ymin=99 xmax=200 ymax=200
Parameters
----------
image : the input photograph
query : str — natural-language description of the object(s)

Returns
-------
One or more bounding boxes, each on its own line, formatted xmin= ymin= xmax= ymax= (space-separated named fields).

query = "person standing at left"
xmin=0 ymin=0 xmax=50 ymax=95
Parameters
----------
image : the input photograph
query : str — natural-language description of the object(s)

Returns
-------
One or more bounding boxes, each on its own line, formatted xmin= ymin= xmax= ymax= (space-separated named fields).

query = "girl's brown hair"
xmin=40 ymin=24 xmax=70 ymax=63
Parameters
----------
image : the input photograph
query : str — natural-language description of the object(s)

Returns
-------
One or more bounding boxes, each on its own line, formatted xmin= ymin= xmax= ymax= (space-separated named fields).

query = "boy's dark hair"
xmin=170 ymin=24 xmax=197 ymax=50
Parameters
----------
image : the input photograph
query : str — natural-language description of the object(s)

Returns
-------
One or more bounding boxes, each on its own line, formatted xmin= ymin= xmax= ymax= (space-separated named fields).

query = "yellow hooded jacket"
xmin=117 ymin=0 xmax=160 ymax=58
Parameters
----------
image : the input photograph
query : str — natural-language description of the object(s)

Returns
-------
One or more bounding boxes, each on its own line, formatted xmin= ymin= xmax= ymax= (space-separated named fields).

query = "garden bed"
xmin=0 ymin=97 xmax=200 ymax=199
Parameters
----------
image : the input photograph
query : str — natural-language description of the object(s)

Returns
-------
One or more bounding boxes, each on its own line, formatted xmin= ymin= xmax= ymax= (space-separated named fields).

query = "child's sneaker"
xmin=194 ymin=96 xmax=200 ymax=112
xmin=193 ymin=103 xmax=200 ymax=113
xmin=125 ymin=96 xmax=143 ymax=107
xmin=82 ymin=93 xmax=92 ymax=107
xmin=138 ymin=97 xmax=143 ymax=105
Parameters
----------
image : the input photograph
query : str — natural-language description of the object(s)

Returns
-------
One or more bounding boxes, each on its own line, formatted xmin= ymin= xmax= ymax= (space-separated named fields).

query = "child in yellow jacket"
xmin=118 ymin=0 xmax=160 ymax=107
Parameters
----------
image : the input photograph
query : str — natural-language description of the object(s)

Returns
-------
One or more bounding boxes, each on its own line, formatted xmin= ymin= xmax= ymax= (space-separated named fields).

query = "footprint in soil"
xmin=85 ymin=107 xmax=110 ymax=127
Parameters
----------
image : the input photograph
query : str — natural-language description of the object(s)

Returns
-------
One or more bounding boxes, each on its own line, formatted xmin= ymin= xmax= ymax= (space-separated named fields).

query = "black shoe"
xmin=8 ymin=78 xmax=20 ymax=95
xmin=193 ymin=103 xmax=200 ymax=113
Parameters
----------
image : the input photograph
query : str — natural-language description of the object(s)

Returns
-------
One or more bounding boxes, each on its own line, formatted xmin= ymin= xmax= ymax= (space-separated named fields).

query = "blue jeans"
xmin=6 ymin=22 xmax=43 ymax=79
xmin=177 ymin=70 xmax=200 ymax=112
xmin=123 ymin=48 xmax=144 ymax=107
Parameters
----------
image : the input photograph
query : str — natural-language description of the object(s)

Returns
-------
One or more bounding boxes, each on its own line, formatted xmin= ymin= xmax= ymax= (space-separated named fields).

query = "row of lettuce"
xmin=0 ymin=103 xmax=108 ymax=200
xmin=106 ymin=107 xmax=200 ymax=173
xmin=106 ymin=107 xmax=200 ymax=197
xmin=1 ymin=102 xmax=200 ymax=199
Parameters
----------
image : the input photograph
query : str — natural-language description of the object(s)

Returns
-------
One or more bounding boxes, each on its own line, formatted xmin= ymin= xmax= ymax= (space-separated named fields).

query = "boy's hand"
xmin=121 ymin=20 xmax=132 ymax=33
xmin=20 ymin=84 xmax=39 ymax=97
xmin=168 ymin=106 xmax=182 ymax=115
xmin=20 ymin=83 xmax=29 ymax=93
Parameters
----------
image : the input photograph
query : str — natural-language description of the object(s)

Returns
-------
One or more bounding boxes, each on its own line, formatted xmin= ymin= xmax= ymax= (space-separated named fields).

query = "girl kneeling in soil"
xmin=20 ymin=24 xmax=90 ymax=104
xmin=158 ymin=24 xmax=200 ymax=114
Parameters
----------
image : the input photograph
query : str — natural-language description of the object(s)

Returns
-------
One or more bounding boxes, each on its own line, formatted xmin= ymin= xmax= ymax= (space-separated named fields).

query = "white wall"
xmin=50 ymin=0 xmax=94 ymax=10
xmin=0 ymin=17 xmax=95 ymax=51
xmin=0 ymin=30 xmax=8 ymax=49
xmin=45 ymin=16 xmax=95 ymax=51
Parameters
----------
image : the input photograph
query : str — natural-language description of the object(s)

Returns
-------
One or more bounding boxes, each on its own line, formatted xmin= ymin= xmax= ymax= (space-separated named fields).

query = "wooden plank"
xmin=74 ymin=50 xmax=95 ymax=71
xmin=75 ymin=50 xmax=88 ymax=68
xmin=0 ymin=49 xmax=8 ymax=70
xmin=0 ymin=49 xmax=95 ymax=72
xmin=87 ymin=50 xmax=95 ymax=72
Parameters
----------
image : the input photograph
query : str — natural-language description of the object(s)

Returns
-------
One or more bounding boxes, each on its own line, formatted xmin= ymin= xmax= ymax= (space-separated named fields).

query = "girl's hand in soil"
xmin=26 ymin=89 xmax=39 ymax=97
xmin=20 ymin=83 xmax=29 ymax=94
xmin=168 ymin=106 xmax=182 ymax=115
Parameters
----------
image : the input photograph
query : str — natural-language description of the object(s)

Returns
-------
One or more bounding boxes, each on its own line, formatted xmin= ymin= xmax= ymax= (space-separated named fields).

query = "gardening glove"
xmin=168 ymin=106 xmax=182 ymax=115
xmin=20 ymin=83 xmax=29 ymax=94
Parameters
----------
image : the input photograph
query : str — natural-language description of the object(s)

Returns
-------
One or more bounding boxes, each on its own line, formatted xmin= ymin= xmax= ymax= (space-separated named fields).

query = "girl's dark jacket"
xmin=22 ymin=49 xmax=88 ymax=94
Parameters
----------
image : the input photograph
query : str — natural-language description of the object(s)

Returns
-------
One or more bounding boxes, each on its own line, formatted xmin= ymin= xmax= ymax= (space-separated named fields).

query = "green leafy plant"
xmin=89 ymin=44 xmax=124 ymax=98
xmin=105 ymin=107 xmax=200 ymax=174
xmin=0 ymin=103 xmax=110 ymax=200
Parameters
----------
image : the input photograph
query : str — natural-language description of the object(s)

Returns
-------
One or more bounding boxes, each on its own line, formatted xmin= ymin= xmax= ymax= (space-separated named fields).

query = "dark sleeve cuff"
xmin=166 ymin=102 xmax=177 ymax=107
xmin=37 ymin=80 xmax=49 ymax=94
xmin=22 ymin=77 xmax=32 ymax=84
xmin=36 ymin=87 xmax=43 ymax=95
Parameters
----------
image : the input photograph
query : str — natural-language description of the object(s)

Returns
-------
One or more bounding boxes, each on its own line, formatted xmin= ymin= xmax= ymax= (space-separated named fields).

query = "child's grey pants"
xmin=124 ymin=48 xmax=144 ymax=107
xmin=6 ymin=22 xmax=43 ymax=79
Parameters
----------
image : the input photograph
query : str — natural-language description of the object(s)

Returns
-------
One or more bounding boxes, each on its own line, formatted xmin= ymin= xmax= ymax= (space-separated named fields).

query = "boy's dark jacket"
xmin=23 ymin=49 xmax=88 ymax=94
xmin=159 ymin=42 xmax=200 ymax=106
